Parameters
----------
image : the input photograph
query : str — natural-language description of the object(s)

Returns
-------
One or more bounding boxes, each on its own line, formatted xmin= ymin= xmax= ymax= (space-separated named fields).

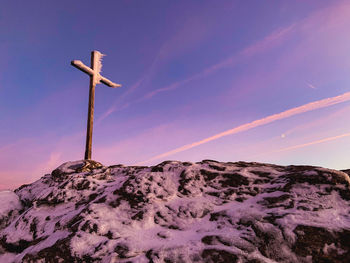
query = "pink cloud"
xmin=99 ymin=21 xmax=296 ymax=119
xmin=98 ymin=4 xmax=234 ymax=121
xmin=137 ymin=91 xmax=350 ymax=165
xmin=105 ymin=1 xmax=350 ymax=117
xmin=260 ymin=132 xmax=350 ymax=157
xmin=138 ymin=23 xmax=296 ymax=101
xmin=94 ymin=122 xmax=192 ymax=165
xmin=0 ymin=130 xmax=86 ymax=190
xmin=283 ymin=104 xmax=350 ymax=137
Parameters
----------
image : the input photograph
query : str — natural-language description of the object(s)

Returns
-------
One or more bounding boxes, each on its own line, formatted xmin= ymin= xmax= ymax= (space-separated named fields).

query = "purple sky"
xmin=1 ymin=0 xmax=350 ymax=190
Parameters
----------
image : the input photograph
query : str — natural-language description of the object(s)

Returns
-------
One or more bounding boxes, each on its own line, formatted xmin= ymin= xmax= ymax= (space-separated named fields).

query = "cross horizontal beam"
xmin=71 ymin=60 xmax=121 ymax=88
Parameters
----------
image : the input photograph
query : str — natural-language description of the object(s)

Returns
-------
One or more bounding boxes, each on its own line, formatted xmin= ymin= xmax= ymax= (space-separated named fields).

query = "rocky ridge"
xmin=0 ymin=160 xmax=349 ymax=262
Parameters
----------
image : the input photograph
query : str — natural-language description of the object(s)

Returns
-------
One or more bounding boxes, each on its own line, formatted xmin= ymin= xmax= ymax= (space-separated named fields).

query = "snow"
xmin=94 ymin=50 xmax=105 ymax=75
xmin=53 ymin=160 xmax=86 ymax=175
xmin=0 ymin=253 xmax=17 ymax=263
xmin=0 ymin=190 xmax=22 ymax=218
xmin=0 ymin=160 xmax=349 ymax=262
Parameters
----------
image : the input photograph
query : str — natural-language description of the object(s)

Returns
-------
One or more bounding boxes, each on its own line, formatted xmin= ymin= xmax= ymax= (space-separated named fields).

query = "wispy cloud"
xmin=102 ymin=1 xmax=350 ymax=119
xmin=98 ymin=4 xmax=234 ymax=122
xmin=307 ymin=83 xmax=317 ymax=89
xmin=282 ymin=104 xmax=350 ymax=137
xmin=259 ymin=132 xmax=350 ymax=156
xmin=96 ymin=61 xmax=156 ymax=123
xmin=136 ymin=91 xmax=350 ymax=165
xmin=133 ymin=24 xmax=296 ymax=104
xmin=98 ymin=21 xmax=296 ymax=120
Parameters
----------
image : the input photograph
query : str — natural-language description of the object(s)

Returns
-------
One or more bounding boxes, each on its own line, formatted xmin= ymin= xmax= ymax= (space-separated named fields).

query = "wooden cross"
xmin=71 ymin=50 xmax=121 ymax=160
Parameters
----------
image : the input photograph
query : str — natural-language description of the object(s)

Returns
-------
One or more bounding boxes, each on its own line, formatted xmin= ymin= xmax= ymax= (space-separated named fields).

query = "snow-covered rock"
xmin=0 ymin=160 xmax=349 ymax=262
xmin=0 ymin=191 xmax=23 ymax=229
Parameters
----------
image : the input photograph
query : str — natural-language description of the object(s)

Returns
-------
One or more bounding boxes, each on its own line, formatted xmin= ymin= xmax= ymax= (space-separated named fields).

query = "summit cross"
xmin=71 ymin=50 xmax=121 ymax=160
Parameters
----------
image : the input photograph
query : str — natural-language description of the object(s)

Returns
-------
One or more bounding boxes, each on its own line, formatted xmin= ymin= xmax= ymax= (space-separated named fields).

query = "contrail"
xmin=268 ymin=132 xmax=350 ymax=154
xmin=137 ymin=91 xmax=350 ymax=165
xmin=98 ymin=24 xmax=296 ymax=121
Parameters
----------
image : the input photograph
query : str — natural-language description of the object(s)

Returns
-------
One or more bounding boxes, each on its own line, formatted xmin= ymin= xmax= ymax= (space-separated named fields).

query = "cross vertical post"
xmin=71 ymin=51 xmax=121 ymax=160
